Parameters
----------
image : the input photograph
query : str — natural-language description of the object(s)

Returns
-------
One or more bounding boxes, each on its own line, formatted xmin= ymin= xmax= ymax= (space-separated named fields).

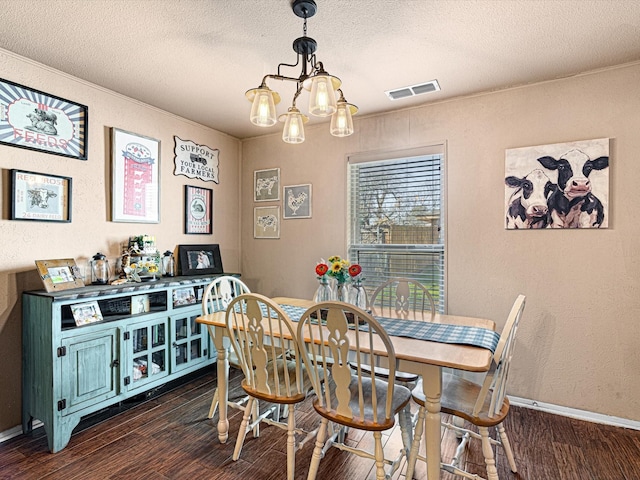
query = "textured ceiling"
xmin=2 ymin=0 xmax=640 ymax=140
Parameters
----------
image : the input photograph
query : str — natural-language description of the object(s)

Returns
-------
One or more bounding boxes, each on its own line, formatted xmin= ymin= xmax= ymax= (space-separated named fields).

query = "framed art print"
xmin=283 ymin=184 xmax=312 ymax=219
xmin=0 ymin=77 xmax=88 ymax=160
xmin=184 ymin=185 xmax=213 ymax=234
xmin=111 ymin=128 xmax=160 ymax=223
xmin=254 ymin=206 xmax=280 ymax=239
xmin=254 ymin=168 xmax=280 ymax=202
xmin=11 ymin=169 xmax=72 ymax=222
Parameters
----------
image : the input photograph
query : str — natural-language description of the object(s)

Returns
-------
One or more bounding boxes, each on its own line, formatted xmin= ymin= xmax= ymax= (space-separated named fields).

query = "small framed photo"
xmin=254 ymin=206 xmax=280 ymax=239
xmin=173 ymin=286 xmax=197 ymax=307
xmin=254 ymin=168 xmax=280 ymax=202
xmin=184 ymin=185 xmax=213 ymax=234
xmin=178 ymin=244 xmax=223 ymax=275
xmin=111 ymin=127 xmax=160 ymax=223
xmin=0 ymin=77 xmax=88 ymax=160
xmin=283 ymin=184 xmax=312 ymax=219
xmin=35 ymin=258 xmax=84 ymax=292
xmin=71 ymin=301 xmax=104 ymax=326
xmin=131 ymin=294 xmax=150 ymax=314
xmin=11 ymin=169 xmax=72 ymax=222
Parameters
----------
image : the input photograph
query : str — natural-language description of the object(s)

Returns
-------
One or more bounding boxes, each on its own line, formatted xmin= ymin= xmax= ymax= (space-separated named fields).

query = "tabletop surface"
xmin=197 ymin=297 xmax=495 ymax=372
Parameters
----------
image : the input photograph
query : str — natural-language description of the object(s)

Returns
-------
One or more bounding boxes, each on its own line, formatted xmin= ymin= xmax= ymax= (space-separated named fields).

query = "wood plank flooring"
xmin=2 ymin=369 xmax=640 ymax=480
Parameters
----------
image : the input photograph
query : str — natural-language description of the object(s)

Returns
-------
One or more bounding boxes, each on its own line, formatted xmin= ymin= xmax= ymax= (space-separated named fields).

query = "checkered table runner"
xmin=276 ymin=304 xmax=499 ymax=353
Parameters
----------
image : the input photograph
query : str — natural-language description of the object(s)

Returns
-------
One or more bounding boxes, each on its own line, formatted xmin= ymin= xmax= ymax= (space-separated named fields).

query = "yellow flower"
xmin=328 ymin=255 xmax=341 ymax=263
xmin=330 ymin=262 xmax=342 ymax=273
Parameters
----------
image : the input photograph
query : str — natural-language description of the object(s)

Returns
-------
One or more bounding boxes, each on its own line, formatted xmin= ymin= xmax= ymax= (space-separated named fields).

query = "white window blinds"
xmin=347 ymin=150 xmax=445 ymax=312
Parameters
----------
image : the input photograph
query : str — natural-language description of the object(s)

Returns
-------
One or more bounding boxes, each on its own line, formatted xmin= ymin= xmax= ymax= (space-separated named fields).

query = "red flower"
xmin=348 ymin=264 xmax=362 ymax=277
xmin=315 ymin=263 xmax=329 ymax=276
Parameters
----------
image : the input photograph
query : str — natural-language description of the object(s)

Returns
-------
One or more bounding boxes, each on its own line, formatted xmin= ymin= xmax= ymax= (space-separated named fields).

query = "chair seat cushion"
xmin=314 ymin=376 xmax=411 ymax=431
xmin=411 ymin=372 xmax=509 ymax=427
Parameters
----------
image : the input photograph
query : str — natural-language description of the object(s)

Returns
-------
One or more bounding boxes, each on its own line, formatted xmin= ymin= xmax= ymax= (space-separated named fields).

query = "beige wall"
xmin=0 ymin=49 xmax=241 ymax=431
xmin=241 ymin=62 xmax=640 ymax=422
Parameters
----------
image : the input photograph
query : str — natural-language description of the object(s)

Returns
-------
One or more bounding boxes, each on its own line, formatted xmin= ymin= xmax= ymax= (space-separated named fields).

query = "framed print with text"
xmin=185 ymin=185 xmax=213 ymax=234
xmin=11 ymin=169 xmax=72 ymax=222
xmin=0 ymin=77 xmax=88 ymax=160
xmin=111 ymin=128 xmax=160 ymax=223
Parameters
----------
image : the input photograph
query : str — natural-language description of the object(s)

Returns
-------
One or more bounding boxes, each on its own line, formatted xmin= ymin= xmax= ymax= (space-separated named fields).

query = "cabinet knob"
xmin=111 ymin=359 xmax=120 ymax=368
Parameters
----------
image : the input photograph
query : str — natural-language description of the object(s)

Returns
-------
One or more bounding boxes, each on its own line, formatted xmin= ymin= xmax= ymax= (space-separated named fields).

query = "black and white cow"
xmin=505 ymin=169 xmax=554 ymax=228
xmin=28 ymin=188 xmax=57 ymax=209
xmin=537 ymin=149 xmax=609 ymax=228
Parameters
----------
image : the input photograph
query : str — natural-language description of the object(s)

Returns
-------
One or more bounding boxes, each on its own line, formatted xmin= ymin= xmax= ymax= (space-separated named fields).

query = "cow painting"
xmin=537 ymin=149 xmax=609 ymax=228
xmin=505 ymin=138 xmax=609 ymax=229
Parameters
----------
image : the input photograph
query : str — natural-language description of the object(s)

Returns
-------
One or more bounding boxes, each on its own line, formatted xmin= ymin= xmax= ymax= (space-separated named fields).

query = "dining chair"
xmin=366 ymin=277 xmax=437 ymax=452
xmin=296 ymin=301 xmax=412 ymax=480
xmin=201 ymin=275 xmax=251 ymax=419
xmin=405 ymin=294 xmax=526 ymax=480
xmin=225 ymin=293 xmax=318 ymax=480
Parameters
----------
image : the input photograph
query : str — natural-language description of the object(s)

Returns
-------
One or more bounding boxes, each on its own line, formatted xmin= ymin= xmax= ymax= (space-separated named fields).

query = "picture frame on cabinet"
xmin=172 ymin=286 xmax=197 ymax=307
xmin=254 ymin=206 xmax=280 ymax=239
xmin=184 ymin=185 xmax=213 ymax=234
xmin=0 ymin=77 xmax=88 ymax=160
xmin=111 ymin=128 xmax=161 ymax=223
xmin=35 ymin=258 xmax=85 ymax=292
xmin=71 ymin=301 xmax=104 ymax=326
xmin=254 ymin=168 xmax=280 ymax=202
xmin=11 ymin=169 xmax=72 ymax=222
xmin=177 ymin=244 xmax=223 ymax=275
xmin=283 ymin=184 xmax=312 ymax=219
xmin=130 ymin=294 xmax=151 ymax=314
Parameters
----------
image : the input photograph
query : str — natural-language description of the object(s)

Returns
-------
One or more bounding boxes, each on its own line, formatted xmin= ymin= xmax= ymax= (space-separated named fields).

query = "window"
xmin=347 ymin=147 xmax=445 ymax=312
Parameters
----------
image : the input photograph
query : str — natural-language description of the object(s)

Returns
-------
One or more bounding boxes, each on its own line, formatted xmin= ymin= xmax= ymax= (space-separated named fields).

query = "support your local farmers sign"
xmin=173 ymin=136 xmax=219 ymax=183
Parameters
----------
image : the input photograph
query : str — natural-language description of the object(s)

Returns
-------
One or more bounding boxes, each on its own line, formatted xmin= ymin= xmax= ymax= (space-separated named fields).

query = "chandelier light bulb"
xmin=248 ymin=87 xmax=278 ymax=127
xmin=308 ymin=75 xmax=338 ymax=117
xmin=279 ymin=107 xmax=308 ymax=144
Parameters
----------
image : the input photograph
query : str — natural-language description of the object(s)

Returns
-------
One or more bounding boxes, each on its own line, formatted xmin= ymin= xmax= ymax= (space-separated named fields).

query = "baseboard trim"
xmin=509 ymin=396 xmax=640 ymax=431
xmin=0 ymin=420 xmax=43 ymax=443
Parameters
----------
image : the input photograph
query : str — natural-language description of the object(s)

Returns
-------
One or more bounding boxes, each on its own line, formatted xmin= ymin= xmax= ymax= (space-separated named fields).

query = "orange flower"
xmin=348 ymin=264 xmax=362 ymax=277
xmin=315 ymin=263 xmax=329 ymax=276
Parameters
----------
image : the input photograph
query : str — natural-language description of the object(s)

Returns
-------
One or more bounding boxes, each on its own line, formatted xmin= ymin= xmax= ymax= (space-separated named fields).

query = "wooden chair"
xmin=201 ymin=276 xmax=251 ymax=419
xmin=369 ymin=277 xmax=436 ymax=321
xmin=225 ymin=293 xmax=318 ymax=480
xmin=296 ymin=301 xmax=412 ymax=480
xmin=405 ymin=294 xmax=526 ymax=480
xmin=367 ymin=277 xmax=437 ymax=452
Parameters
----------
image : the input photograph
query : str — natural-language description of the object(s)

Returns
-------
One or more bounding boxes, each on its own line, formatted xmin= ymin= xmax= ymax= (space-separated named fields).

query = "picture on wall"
xmin=184 ymin=185 xmax=213 ymax=234
xmin=11 ymin=169 xmax=72 ymax=222
xmin=283 ymin=184 xmax=312 ymax=219
xmin=111 ymin=128 xmax=160 ymax=223
xmin=254 ymin=206 xmax=280 ymax=239
xmin=254 ymin=168 xmax=280 ymax=202
xmin=505 ymin=138 xmax=609 ymax=229
xmin=173 ymin=136 xmax=219 ymax=183
xmin=0 ymin=77 xmax=88 ymax=160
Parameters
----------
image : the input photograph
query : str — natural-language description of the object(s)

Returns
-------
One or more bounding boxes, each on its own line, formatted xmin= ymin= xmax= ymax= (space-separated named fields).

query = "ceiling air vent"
xmin=385 ymin=80 xmax=440 ymax=100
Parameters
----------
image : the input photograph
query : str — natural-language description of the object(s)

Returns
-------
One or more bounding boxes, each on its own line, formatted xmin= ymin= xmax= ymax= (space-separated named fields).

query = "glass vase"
xmin=335 ymin=282 xmax=349 ymax=302
xmin=349 ymin=280 xmax=368 ymax=310
xmin=315 ymin=277 xmax=333 ymax=302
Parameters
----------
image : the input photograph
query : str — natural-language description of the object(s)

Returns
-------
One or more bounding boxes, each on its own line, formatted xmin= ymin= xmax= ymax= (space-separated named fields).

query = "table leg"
xmin=213 ymin=324 xmax=229 ymax=443
xmin=422 ymin=364 xmax=442 ymax=480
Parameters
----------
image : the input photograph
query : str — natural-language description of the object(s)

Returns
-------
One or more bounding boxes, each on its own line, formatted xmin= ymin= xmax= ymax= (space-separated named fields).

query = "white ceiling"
xmin=2 ymin=0 xmax=640 ymax=140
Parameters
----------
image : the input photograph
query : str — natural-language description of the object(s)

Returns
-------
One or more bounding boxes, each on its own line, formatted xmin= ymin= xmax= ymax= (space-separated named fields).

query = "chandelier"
xmin=245 ymin=0 xmax=357 ymax=144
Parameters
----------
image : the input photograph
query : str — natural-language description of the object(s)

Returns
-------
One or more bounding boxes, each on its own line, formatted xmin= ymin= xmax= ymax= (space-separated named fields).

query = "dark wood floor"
xmin=2 ymin=369 xmax=640 ymax=480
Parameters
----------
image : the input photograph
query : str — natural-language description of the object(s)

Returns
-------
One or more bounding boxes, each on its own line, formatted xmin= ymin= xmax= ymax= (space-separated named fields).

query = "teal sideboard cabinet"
xmin=22 ymin=274 xmax=236 ymax=453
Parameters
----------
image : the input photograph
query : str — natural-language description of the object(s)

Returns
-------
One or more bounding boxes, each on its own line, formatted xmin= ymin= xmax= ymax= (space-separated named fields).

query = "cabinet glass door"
xmin=126 ymin=318 xmax=169 ymax=389
xmin=170 ymin=311 xmax=207 ymax=372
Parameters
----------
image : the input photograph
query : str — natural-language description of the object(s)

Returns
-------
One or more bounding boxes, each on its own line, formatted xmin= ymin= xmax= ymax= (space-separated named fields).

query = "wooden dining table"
xmin=196 ymin=297 xmax=496 ymax=480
